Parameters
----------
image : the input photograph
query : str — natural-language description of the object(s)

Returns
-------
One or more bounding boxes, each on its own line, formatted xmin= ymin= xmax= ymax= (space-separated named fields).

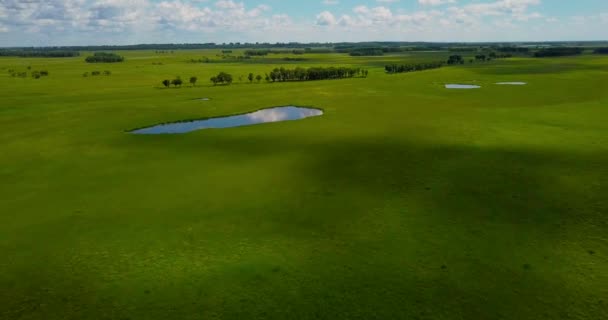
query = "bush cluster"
xmin=8 ymin=69 xmax=49 ymax=79
xmin=85 ymin=52 xmax=125 ymax=63
xmin=83 ymin=70 xmax=112 ymax=77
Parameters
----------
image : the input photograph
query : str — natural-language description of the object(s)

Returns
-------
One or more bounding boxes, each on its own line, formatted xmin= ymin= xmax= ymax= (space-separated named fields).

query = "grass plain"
xmin=1 ymin=50 xmax=607 ymax=319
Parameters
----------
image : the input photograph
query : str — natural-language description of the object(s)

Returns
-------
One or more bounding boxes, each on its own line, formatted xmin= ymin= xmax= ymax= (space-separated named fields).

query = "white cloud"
xmin=0 ymin=0 xmax=605 ymax=45
xmin=316 ymin=11 xmax=336 ymax=26
xmin=418 ymin=0 xmax=455 ymax=6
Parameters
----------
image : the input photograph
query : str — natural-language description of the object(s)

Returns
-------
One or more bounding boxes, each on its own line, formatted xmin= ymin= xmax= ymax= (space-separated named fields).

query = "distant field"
xmin=1 ymin=50 xmax=607 ymax=319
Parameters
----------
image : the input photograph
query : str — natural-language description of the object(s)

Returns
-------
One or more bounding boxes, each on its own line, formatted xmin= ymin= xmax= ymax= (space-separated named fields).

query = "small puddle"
xmin=496 ymin=82 xmax=527 ymax=85
xmin=196 ymin=98 xmax=211 ymax=101
xmin=445 ymin=84 xmax=481 ymax=89
xmin=131 ymin=106 xmax=323 ymax=134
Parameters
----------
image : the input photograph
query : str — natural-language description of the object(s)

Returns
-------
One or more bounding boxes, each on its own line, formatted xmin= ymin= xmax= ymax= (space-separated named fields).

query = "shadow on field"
xmin=4 ymin=134 xmax=607 ymax=320
xmin=189 ymin=133 xmax=606 ymax=230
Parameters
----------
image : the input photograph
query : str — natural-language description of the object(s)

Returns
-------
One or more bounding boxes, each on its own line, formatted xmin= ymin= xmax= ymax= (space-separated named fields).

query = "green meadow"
xmin=1 ymin=50 xmax=607 ymax=319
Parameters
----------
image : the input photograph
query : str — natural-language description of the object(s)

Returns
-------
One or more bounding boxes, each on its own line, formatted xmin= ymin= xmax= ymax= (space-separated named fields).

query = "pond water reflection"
xmin=131 ymin=106 xmax=323 ymax=134
xmin=445 ymin=84 xmax=481 ymax=89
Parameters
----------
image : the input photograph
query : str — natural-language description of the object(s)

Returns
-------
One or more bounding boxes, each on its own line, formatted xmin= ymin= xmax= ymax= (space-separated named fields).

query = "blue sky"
xmin=1 ymin=0 xmax=607 ymax=46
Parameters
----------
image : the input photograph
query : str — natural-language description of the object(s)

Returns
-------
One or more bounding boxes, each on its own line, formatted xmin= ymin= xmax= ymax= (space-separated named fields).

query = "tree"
xmin=248 ymin=73 xmax=254 ymax=83
xmin=210 ymin=76 xmax=219 ymax=86
xmin=103 ymin=70 xmax=111 ymax=76
xmin=265 ymin=74 xmax=271 ymax=82
xmin=447 ymin=55 xmax=464 ymax=65
xmin=162 ymin=79 xmax=170 ymax=88
xmin=171 ymin=78 xmax=183 ymax=87
xmin=219 ymin=72 xmax=232 ymax=85
xmin=189 ymin=76 xmax=198 ymax=86
xmin=256 ymin=74 xmax=262 ymax=83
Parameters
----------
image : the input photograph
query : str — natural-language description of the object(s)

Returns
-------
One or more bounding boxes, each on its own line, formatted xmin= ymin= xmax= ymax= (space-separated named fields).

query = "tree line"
xmin=162 ymin=76 xmax=198 ymax=87
xmin=0 ymin=50 xmax=79 ymax=57
xmin=534 ymin=47 xmax=583 ymax=57
xmin=243 ymin=49 xmax=308 ymax=56
xmin=160 ymin=66 xmax=368 ymax=89
xmin=385 ymin=62 xmax=443 ymax=74
xmin=266 ymin=66 xmax=368 ymax=82
xmin=83 ymin=71 xmax=112 ymax=77
xmin=494 ymin=46 xmax=530 ymax=53
xmin=3 ymin=42 xmax=604 ymax=53
xmin=213 ymin=67 xmax=367 ymax=85
xmin=85 ymin=52 xmax=125 ymax=63
xmin=594 ymin=48 xmax=608 ymax=54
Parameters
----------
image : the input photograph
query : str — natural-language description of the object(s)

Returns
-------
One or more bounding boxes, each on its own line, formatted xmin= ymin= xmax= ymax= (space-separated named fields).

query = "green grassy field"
xmin=1 ymin=50 xmax=607 ymax=319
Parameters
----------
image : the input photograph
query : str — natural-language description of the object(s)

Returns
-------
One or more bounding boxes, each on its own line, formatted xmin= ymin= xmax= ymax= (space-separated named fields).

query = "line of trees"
xmin=85 ymin=52 xmax=125 ymax=63
xmin=2 ymin=42 xmax=604 ymax=52
xmin=159 ymin=67 xmax=369 ymax=88
xmin=385 ymin=62 xmax=443 ymax=74
xmin=336 ymin=46 xmax=409 ymax=55
xmin=243 ymin=49 xmax=309 ymax=56
xmin=283 ymin=57 xmax=306 ymax=61
xmin=161 ymin=76 xmax=198 ymax=87
xmin=266 ymin=66 xmax=368 ymax=82
xmin=8 ymin=69 xmax=49 ymax=78
xmin=534 ymin=47 xmax=583 ymax=57
xmin=594 ymin=48 xmax=608 ymax=54
xmin=495 ymin=46 xmax=530 ymax=53
xmin=244 ymin=50 xmax=271 ymax=56
xmin=83 ymin=70 xmax=112 ymax=77
xmin=349 ymin=48 xmax=385 ymax=56
xmin=0 ymin=50 xmax=79 ymax=57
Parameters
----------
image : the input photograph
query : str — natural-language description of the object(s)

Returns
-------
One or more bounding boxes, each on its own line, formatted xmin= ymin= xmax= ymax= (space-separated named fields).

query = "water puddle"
xmin=496 ymin=82 xmax=527 ymax=85
xmin=445 ymin=84 xmax=481 ymax=89
xmin=131 ymin=106 xmax=323 ymax=134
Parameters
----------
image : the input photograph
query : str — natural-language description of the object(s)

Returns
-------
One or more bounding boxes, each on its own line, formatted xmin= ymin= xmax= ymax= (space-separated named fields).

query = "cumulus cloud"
xmin=0 ymin=0 xmax=284 ymax=36
xmin=0 ymin=0 xmax=605 ymax=45
xmin=316 ymin=11 xmax=336 ymax=26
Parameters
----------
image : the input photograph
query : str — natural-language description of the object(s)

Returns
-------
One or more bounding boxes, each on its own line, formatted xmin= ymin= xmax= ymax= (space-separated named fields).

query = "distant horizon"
xmin=2 ymin=40 xmax=608 ymax=50
xmin=1 ymin=0 xmax=607 ymax=47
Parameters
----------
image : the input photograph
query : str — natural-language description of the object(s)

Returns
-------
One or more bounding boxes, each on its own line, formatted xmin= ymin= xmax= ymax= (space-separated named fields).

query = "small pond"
xmin=496 ymin=82 xmax=527 ymax=85
xmin=131 ymin=106 xmax=323 ymax=134
xmin=445 ymin=84 xmax=481 ymax=89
